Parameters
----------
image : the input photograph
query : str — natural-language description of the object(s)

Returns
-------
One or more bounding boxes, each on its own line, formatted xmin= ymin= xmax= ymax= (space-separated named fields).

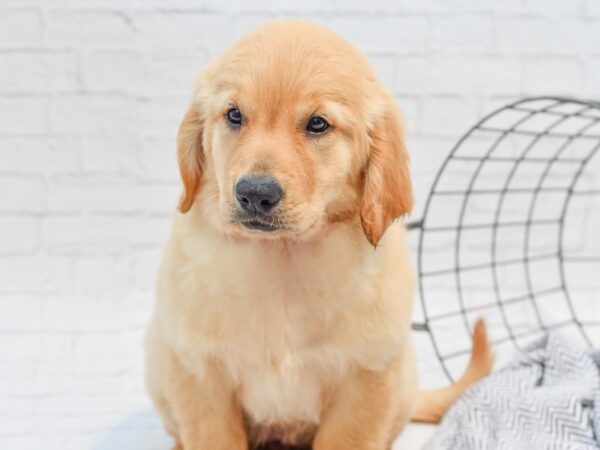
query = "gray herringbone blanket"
xmin=426 ymin=334 xmax=600 ymax=450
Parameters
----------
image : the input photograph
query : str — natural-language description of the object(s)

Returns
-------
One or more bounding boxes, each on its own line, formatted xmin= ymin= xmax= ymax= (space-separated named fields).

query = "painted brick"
xmin=73 ymin=256 xmax=132 ymax=293
xmin=81 ymin=135 xmax=137 ymax=173
xmin=42 ymin=216 xmax=171 ymax=254
xmin=49 ymin=94 xmax=138 ymax=134
xmin=138 ymin=136 xmax=179 ymax=181
xmin=0 ymin=416 xmax=35 ymax=435
xmin=395 ymin=55 xmax=522 ymax=95
xmin=0 ymin=96 xmax=50 ymax=134
xmin=208 ymin=0 xmax=335 ymax=13
xmin=0 ymin=217 xmax=39 ymax=254
xmin=0 ymin=397 xmax=37 ymax=415
xmin=0 ymin=334 xmax=41 ymax=361
xmin=0 ymin=11 xmax=42 ymax=48
xmin=585 ymin=58 xmax=600 ymax=94
xmin=420 ymin=96 xmax=481 ymax=138
xmin=430 ymin=15 xmax=494 ymax=51
xmin=525 ymin=0 xmax=586 ymax=17
xmin=523 ymin=58 xmax=584 ymax=95
xmin=0 ymin=51 xmax=79 ymax=93
xmin=498 ymin=18 xmax=600 ymax=55
xmin=81 ymin=49 xmax=206 ymax=95
xmin=328 ymin=16 xmax=429 ymax=54
xmin=397 ymin=0 xmax=494 ymax=13
xmin=47 ymin=177 xmax=180 ymax=215
xmin=131 ymin=12 xmax=233 ymax=53
xmin=0 ymin=136 xmax=80 ymax=174
xmin=368 ymin=55 xmax=397 ymax=92
xmin=394 ymin=96 xmax=421 ymax=136
xmin=0 ymin=257 xmax=71 ymax=293
xmin=0 ymin=177 xmax=45 ymax=213
xmin=49 ymin=94 xmax=186 ymax=137
xmin=45 ymin=11 xmax=136 ymax=48
xmin=587 ymin=0 xmax=600 ymax=17
xmin=0 ymin=437 xmax=63 ymax=450
xmin=0 ymin=361 xmax=36 ymax=379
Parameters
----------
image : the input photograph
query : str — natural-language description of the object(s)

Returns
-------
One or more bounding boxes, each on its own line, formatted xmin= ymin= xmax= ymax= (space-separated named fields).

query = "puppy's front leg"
xmin=313 ymin=351 xmax=417 ymax=450
xmin=165 ymin=352 xmax=247 ymax=450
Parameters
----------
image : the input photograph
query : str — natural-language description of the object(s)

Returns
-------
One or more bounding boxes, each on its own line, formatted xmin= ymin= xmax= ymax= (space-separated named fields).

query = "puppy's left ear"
xmin=177 ymin=105 xmax=204 ymax=213
xmin=360 ymin=97 xmax=414 ymax=246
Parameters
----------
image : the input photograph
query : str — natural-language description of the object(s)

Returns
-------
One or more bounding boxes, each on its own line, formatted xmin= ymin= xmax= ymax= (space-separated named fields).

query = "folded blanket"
xmin=426 ymin=334 xmax=600 ymax=450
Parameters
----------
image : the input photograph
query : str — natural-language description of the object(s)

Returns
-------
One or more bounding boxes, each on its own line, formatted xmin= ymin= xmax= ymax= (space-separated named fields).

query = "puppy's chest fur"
xmin=160 ymin=221 xmax=407 ymax=442
xmin=226 ymin=308 xmax=339 ymax=425
xmin=219 ymin=295 xmax=341 ymax=447
xmin=229 ymin=310 xmax=338 ymax=445
xmin=172 ymin=239 xmax=368 ymax=420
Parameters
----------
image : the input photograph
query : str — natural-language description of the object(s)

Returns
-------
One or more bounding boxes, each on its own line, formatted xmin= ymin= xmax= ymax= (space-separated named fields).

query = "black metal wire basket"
xmin=410 ymin=97 xmax=600 ymax=382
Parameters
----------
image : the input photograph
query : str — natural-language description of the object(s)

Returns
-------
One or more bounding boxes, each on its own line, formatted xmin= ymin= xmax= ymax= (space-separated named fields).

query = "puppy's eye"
xmin=306 ymin=116 xmax=329 ymax=134
xmin=226 ymin=108 xmax=243 ymax=126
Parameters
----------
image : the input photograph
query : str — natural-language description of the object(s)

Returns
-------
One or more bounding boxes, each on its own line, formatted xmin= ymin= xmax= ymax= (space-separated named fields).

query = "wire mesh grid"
xmin=410 ymin=97 xmax=600 ymax=382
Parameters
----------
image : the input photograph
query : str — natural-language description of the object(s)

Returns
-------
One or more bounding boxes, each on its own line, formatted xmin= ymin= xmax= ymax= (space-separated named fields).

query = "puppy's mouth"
xmin=240 ymin=218 xmax=280 ymax=232
xmin=232 ymin=211 xmax=286 ymax=233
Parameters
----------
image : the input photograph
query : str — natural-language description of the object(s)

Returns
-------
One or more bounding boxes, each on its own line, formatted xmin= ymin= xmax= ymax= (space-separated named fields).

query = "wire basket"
xmin=410 ymin=97 xmax=600 ymax=382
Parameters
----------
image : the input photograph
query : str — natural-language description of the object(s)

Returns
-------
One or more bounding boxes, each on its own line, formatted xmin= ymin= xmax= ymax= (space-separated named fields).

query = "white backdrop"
xmin=1 ymin=0 xmax=599 ymax=449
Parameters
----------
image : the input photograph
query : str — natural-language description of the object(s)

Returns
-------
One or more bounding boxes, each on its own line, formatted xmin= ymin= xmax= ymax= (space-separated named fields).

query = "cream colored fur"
xmin=145 ymin=20 xmax=492 ymax=450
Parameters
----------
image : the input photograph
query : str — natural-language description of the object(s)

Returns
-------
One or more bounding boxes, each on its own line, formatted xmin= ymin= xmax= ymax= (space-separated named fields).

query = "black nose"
xmin=235 ymin=176 xmax=283 ymax=215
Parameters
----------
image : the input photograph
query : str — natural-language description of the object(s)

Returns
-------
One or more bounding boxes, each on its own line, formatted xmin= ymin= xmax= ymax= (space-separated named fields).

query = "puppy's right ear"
xmin=177 ymin=105 xmax=204 ymax=213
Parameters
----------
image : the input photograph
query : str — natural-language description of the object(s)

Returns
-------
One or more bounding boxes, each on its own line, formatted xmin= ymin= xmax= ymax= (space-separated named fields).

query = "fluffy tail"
xmin=411 ymin=319 xmax=494 ymax=423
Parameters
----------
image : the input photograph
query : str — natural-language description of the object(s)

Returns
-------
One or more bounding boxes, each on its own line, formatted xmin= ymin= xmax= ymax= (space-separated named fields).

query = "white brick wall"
xmin=0 ymin=1 xmax=598 ymax=448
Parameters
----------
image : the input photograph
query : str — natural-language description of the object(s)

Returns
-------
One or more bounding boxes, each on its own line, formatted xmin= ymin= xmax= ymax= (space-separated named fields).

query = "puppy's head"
xmin=177 ymin=21 xmax=412 ymax=246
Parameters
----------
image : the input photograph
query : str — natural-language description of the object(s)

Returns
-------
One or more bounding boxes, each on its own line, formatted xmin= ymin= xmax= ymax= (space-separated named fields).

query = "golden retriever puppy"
xmin=145 ymin=20 xmax=492 ymax=450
